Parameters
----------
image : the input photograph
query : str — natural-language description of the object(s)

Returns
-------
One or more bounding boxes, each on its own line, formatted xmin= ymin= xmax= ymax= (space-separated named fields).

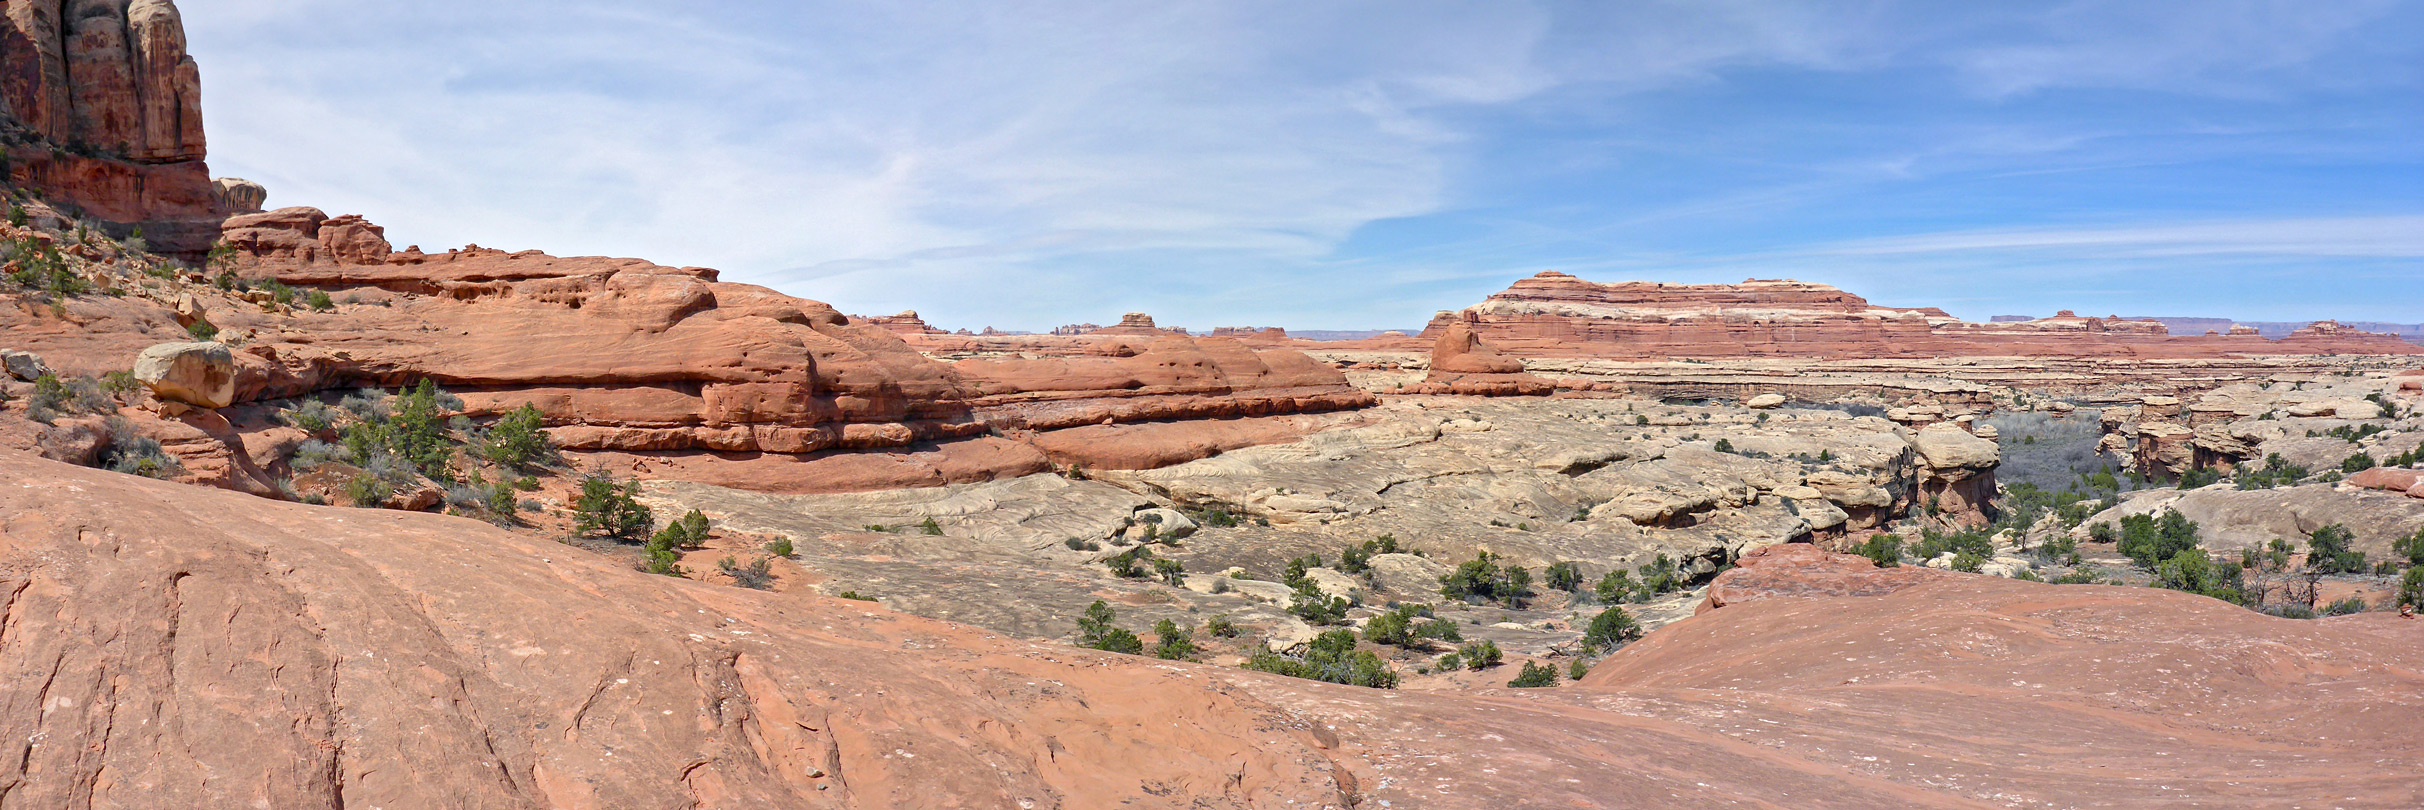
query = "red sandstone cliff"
xmin=0 ymin=0 xmax=220 ymax=253
xmin=1399 ymin=271 xmax=2419 ymax=359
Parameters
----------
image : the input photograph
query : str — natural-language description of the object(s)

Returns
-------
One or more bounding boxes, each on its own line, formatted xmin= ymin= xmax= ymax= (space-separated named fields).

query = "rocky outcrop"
xmin=1910 ymin=422 xmax=1998 ymax=525
xmin=1413 ymin=316 xmax=1553 ymax=396
xmin=0 ymin=0 xmax=219 ymax=253
xmin=1390 ymin=271 xmax=2419 ymax=359
xmin=131 ymin=340 xmax=232 ymax=408
xmin=210 ymin=175 xmax=265 ymax=213
xmin=857 ymin=309 xmax=945 ymax=335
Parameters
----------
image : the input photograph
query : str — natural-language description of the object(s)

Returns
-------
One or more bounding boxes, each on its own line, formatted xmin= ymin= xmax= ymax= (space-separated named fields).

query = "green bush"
xmin=344 ymin=474 xmax=390 ymax=508
xmin=1242 ymin=630 xmax=1397 ymax=688
xmin=1593 ymin=569 xmax=1636 ymax=602
xmin=1288 ymin=580 xmax=1349 ymax=625
xmin=1856 ymin=533 xmax=1903 ymax=568
xmin=2321 ymin=596 xmax=2367 ymax=616
xmin=1634 ymin=553 xmax=1684 ymax=598
xmin=480 ymin=404 xmax=554 ymax=469
xmin=2305 ymin=524 xmax=2367 ymax=574
xmin=2400 ymin=567 xmax=2424 ymax=608
xmin=574 ymin=474 xmax=654 ymax=541
xmin=765 ymin=536 xmax=796 ymax=557
xmin=2116 ymin=511 xmax=2200 ymax=569
xmin=1205 ymin=614 xmax=1240 ymax=638
xmin=641 ymin=540 xmax=685 ymax=577
xmin=2152 ymin=549 xmax=2245 ymax=603
xmin=1439 ymin=551 xmax=1533 ymax=606
xmin=2394 ymin=527 xmax=2424 ymax=567
xmin=1152 ymin=619 xmax=1197 ymax=660
xmin=1544 ymin=561 xmax=1583 ymax=592
xmin=305 ymin=289 xmax=335 ymax=311
xmin=1583 ymin=606 xmax=1642 ymax=653
xmin=1104 ymin=545 xmax=1154 ymax=578
xmin=1567 ymin=659 xmax=1590 ymax=681
xmin=2341 ymin=453 xmax=2378 ymax=474
xmin=2235 ymin=453 xmax=2308 ymax=490
xmin=1152 ymin=557 xmax=1186 ymax=586
xmin=1455 ymin=640 xmax=1503 ymax=670
xmin=1507 ymin=661 xmax=1559 ymax=687
xmin=651 ymin=509 xmax=712 ymax=550
xmin=1949 ymin=552 xmax=1985 ymax=573
xmin=1075 ymin=601 xmax=1144 ymax=654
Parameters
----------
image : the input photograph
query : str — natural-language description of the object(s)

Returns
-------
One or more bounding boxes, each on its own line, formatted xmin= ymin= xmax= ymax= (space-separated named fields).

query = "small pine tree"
xmin=1582 ymin=606 xmax=1642 ymax=653
xmin=574 ymin=475 xmax=653 ymax=541
xmin=1152 ymin=619 xmax=1197 ymax=660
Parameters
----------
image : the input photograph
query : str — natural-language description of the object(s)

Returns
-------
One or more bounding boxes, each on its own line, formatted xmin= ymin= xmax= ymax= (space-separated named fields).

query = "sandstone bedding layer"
xmin=6 ymin=454 xmax=2419 ymax=809
xmin=1342 ymin=271 xmax=2419 ymax=360
xmin=0 ymin=0 xmax=221 ymax=254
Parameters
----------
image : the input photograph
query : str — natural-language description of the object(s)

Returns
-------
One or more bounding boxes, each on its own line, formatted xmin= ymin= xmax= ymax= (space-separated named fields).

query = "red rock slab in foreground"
xmin=7 ymin=453 xmax=2422 ymax=808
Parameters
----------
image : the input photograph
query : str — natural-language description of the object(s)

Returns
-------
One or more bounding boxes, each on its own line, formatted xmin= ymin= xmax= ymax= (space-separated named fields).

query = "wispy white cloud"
xmin=180 ymin=1 xmax=2424 ymax=329
xmin=1812 ymin=216 xmax=2424 ymax=259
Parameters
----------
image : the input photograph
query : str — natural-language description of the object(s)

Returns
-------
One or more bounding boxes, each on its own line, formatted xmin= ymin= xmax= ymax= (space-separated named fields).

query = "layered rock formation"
xmin=15 ymin=209 xmax=1367 ymax=492
xmin=0 ymin=0 xmax=220 ymax=253
xmin=1413 ymin=316 xmax=1553 ymax=396
xmin=1396 ymin=272 xmax=2420 ymax=359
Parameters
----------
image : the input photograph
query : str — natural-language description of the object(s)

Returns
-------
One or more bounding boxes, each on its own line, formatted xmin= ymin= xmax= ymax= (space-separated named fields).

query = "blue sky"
xmin=185 ymin=1 xmax=2423 ymax=330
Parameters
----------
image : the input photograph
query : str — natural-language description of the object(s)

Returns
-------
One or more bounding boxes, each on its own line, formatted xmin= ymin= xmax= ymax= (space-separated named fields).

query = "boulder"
xmin=2 ymin=349 xmax=50 ymax=381
xmin=133 ymin=342 xmax=235 ymax=408
xmin=1911 ymin=422 xmax=1999 ymax=470
xmin=1746 ymin=393 xmax=1786 ymax=409
xmin=212 ymin=177 xmax=267 ymax=214
xmin=1302 ymin=567 xmax=1365 ymax=602
xmin=1132 ymin=507 xmax=1197 ymax=539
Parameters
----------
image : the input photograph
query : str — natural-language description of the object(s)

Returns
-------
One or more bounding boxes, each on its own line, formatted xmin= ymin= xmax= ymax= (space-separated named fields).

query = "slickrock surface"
xmin=1365 ymin=271 xmax=2420 ymax=359
xmin=0 ymin=0 xmax=220 ymax=253
xmin=8 ymin=454 xmax=2418 ymax=809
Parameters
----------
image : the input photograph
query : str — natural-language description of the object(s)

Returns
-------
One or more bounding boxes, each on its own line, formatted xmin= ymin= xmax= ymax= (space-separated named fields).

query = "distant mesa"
xmin=1398 ymin=271 xmax=2417 ymax=359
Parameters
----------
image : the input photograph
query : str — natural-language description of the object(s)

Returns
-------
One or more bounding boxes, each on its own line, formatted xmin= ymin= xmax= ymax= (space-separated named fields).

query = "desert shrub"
xmin=640 ymin=539 xmax=685 ymax=577
xmin=1544 ymin=561 xmax=1584 ymax=592
xmin=2116 ymin=511 xmax=2200 ymax=569
xmin=2175 ymin=467 xmax=2222 ymax=490
xmin=2036 ymin=533 xmax=2080 ymax=565
xmin=1568 ymin=659 xmax=1590 ymax=680
xmin=1189 ymin=507 xmax=1241 ymax=528
xmin=2394 ymin=527 xmax=2424 ymax=567
xmin=1363 ymin=603 xmax=1458 ymax=648
xmin=1582 ymin=606 xmax=1642 ymax=653
xmin=1243 ymin=630 xmax=1397 ymax=688
xmin=1949 ymin=552 xmax=1985 ymax=573
xmin=574 ymin=474 xmax=653 ymax=541
xmin=1205 ymin=614 xmax=1240 ymax=638
xmin=96 ymin=419 xmax=180 ymax=479
xmin=1104 ymin=546 xmax=1154 ymax=578
xmin=1075 ymin=601 xmax=1143 ymax=654
xmin=765 ymin=536 xmax=796 ymax=557
xmin=341 ymin=380 xmax=459 ymax=482
xmin=1454 ymin=640 xmax=1503 ymax=670
xmin=339 ymin=388 xmax=390 ymax=422
xmin=2341 ymin=453 xmax=2378 ymax=474
xmin=288 ymin=439 xmax=347 ymax=470
xmin=2236 ymin=454 xmax=2308 ymax=490
xmin=834 ymin=590 xmax=877 ymax=601
xmin=920 ymin=516 xmax=943 ymax=535
xmin=1857 ymin=533 xmax=1903 ymax=568
xmin=479 ymin=404 xmax=554 ymax=469
xmin=1507 ymin=661 xmax=1559 ymax=688
xmin=1593 ymin=569 xmax=1636 ymax=602
xmin=2305 ymin=524 xmax=2367 ymax=574
xmin=344 ymin=474 xmax=391 ymax=508
xmin=184 ymin=319 xmax=217 ymax=341
xmin=2321 ymin=596 xmax=2368 ymax=616
xmin=1634 ymin=553 xmax=1684 ymax=597
xmin=1439 ymin=551 xmax=1532 ymax=606
xmin=281 ymin=399 xmax=337 ymax=434
xmin=1288 ymin=580 xmax=1349 ymax=625
xmin=1282 ymin=553 xmax=1323 ymax=588
xmin=1152 ymin=557 xmax=1186 ymax=586
xmin=718 ymin=556 xmax=775 ymax=589
xmin=2151 ymin=549 xmax=2245 ymax=604
xmin=305 ymin=289 xmax=335 ymax=311
xmin=1152 ymin=619 xmax=1197 ymax=660
xmin=651 ymin=509 xmax=712 ymax=551
xmin=2400 ymin=567 xmax=2424 ymax=608
xmin=1712 ymin=438 xmax=1735 ymax=454
xmin=2052 ymin=569 xmax=2101 ymax=585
